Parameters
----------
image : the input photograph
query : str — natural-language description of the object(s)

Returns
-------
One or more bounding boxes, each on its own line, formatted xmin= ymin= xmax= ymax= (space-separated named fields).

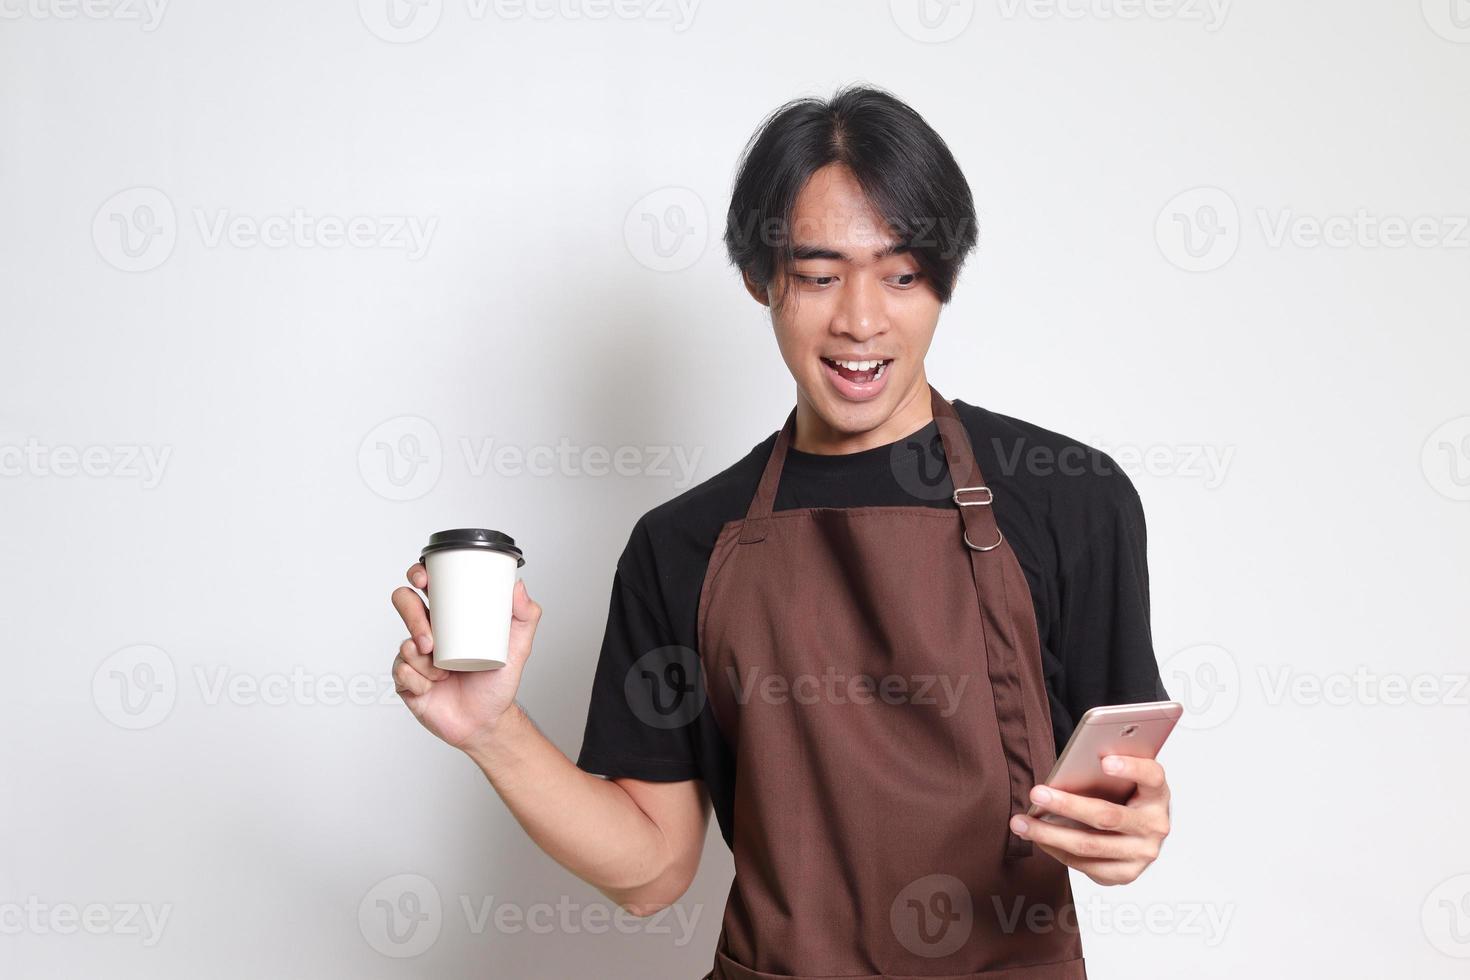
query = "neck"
xmin=791 ymin=374 xmax=935 ymax=455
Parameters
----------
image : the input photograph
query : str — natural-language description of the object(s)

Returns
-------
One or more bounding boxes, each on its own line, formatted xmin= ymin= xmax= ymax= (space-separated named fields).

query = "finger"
xmin=393 ymin=652 xmax=432 ymax=697
xmin=504 ymin=579 xmax=543 ymax=672
xmin=1010 ymin=814 xmax=1149 ymax=862
xmin=398 ymin=636 xmax=449 ymax=682
xmin=1033 ymin=840 xmax=1079 ymax=870
xmin=1102 ymin=754 xmax=1169 ymax=803
xmin=1029 ymin=785 xmax=1141 ymax=835
xmin=391 ymin=586 xmax=433 ymax=656
xmin=1034 ymin=842 xmax=1143 ymax=885
xmin=511 ymin=577 xmax=538 ymax=623
xmin=406 ymin=562 xmax=428 ymax=591
xmin=1035 ymin=813 xmax=1090 ymax=831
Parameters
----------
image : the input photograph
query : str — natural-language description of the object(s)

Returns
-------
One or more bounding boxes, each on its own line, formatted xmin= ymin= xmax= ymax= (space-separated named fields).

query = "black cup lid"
xmin=420 ymin=528 xmax=525 ymax=566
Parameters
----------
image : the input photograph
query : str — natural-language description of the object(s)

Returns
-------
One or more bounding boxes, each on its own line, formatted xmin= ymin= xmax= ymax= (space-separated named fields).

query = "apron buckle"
xmin=954 ymin=486 xmax=1004 ymax=551
xmin=964 ymin=527 xmax=1005 ymax=552
xmin=952 ymin=485 xmax=994 ymax=507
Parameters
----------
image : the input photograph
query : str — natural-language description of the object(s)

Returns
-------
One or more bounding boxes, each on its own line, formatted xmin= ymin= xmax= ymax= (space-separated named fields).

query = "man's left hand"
xmin=1009 ymin=754 xmax=1171 ymax=886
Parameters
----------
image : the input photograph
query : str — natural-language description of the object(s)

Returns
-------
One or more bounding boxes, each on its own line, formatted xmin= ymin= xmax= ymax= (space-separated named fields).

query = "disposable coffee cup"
xmin=420 ymin=528 xmax=525 ymax=671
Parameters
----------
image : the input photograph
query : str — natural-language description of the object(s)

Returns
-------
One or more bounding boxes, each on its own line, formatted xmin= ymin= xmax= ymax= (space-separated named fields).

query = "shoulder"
xmin=637 ymin=433 xmax=771 ymax=543
xmin=949 ymin=398 xmax=1145 ymax=537
xmin=614 ymin=430 xmax=776 ymax=595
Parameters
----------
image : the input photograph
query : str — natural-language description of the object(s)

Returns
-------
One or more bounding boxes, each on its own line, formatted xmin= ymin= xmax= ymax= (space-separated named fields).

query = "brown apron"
xmin=695 ymin=384 xmax=1085 ymax=979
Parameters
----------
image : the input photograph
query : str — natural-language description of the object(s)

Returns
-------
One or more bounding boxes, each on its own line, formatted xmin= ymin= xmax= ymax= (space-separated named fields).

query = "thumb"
xmin=504 ymin=578 xmax=542 ymax=672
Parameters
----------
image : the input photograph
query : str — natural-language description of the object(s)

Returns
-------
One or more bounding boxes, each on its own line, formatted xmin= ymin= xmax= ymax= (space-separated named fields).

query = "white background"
xmin=3 ymin=1 xmax=1468 ymax=977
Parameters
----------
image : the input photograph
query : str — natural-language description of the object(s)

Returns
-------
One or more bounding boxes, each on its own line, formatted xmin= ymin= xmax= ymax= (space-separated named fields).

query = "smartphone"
xmin=1026 ymin=700 xmax=1183 ymax=820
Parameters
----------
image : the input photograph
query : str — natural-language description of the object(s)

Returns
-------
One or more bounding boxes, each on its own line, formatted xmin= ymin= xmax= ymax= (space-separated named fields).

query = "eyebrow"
xmin=790 ymin=242 xmax=912 ymax=262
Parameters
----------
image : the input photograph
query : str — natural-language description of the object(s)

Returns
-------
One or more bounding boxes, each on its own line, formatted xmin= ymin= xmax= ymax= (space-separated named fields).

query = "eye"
xmin=886 ymin=272 xmax=921 ymax=288
xmin=796 ymin=274 xmax=837 ymax=288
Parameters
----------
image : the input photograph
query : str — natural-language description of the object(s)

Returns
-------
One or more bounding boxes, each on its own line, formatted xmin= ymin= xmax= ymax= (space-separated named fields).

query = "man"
xmin=390 ymin=85 xmax=1172 ymax=979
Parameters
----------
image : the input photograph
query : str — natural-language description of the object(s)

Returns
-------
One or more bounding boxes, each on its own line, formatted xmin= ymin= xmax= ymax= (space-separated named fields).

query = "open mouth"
xmin=819 ymin=356 xmax=893 ymax=401
xmin=820 ymin=356 xmax=892 ymax=385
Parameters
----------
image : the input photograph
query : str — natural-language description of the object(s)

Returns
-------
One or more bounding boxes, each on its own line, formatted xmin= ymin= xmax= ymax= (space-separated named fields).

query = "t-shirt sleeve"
xmin=574 ymin=523 xmax=702 ymax=782
xmin=1054 ymin=464 xmax=1170 ymax=736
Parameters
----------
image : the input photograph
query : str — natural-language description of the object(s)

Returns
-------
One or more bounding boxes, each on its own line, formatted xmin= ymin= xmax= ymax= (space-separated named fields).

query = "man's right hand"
xmin=390 ymin=563 xmax=543 ymax=753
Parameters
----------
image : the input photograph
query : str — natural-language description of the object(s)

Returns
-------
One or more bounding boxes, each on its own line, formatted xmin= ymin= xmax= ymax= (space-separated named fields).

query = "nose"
xmin=831 ymin=271 xmax=887 ymax=342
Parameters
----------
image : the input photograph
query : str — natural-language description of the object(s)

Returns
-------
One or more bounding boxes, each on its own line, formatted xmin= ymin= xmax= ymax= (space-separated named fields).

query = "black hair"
xmin=723 ymin=84 xmax=978 ymax=306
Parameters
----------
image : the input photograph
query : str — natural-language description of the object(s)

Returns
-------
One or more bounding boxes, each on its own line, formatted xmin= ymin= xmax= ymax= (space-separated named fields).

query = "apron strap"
xmin=737 ymin=405 xmax=795 ymax=544
xmin=930 ymin=387 xmax=1043 ymax=861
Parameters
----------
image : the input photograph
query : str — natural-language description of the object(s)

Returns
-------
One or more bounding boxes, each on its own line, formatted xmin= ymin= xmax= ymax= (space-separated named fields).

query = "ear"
xmin=742 ymin=269 xmax=772 ymax=308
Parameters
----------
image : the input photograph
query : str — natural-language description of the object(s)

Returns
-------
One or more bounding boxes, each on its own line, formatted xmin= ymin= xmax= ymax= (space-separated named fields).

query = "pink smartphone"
xmin=1026 ymin=700 xmax=1183 ymax=818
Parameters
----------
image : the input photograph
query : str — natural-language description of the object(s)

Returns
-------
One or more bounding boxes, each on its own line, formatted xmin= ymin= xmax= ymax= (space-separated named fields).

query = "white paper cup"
xmin=420 ymin=528 xmax=525 ymax=671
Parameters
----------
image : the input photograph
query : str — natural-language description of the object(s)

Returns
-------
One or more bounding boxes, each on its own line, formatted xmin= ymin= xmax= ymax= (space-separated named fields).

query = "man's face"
xmin=745 ymin=163 xmax=943 ymax=450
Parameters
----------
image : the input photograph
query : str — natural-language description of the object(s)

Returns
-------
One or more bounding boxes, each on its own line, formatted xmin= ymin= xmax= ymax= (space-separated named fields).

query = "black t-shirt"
xmin=574 ymin=398 xmax=1168 ymax=849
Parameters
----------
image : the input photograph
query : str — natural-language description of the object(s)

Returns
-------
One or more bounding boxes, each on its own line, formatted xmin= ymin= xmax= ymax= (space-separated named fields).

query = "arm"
xmin=1023 ymin=461 xmax=1171 ymax=883
xmin=463 ymin=703 xmax=711 ymax=912
xmin=391 ymin=564 xmax=709 ymax=913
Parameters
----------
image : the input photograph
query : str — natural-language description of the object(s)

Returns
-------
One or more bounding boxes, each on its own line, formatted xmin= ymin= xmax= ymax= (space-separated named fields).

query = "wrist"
xmin=460 ymin=701 xmax=526 ymax=763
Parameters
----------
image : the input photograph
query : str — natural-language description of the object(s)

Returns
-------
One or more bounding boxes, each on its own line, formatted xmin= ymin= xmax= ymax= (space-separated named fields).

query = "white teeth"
xmin=829 ymin=358 xmax=888 ymax=371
